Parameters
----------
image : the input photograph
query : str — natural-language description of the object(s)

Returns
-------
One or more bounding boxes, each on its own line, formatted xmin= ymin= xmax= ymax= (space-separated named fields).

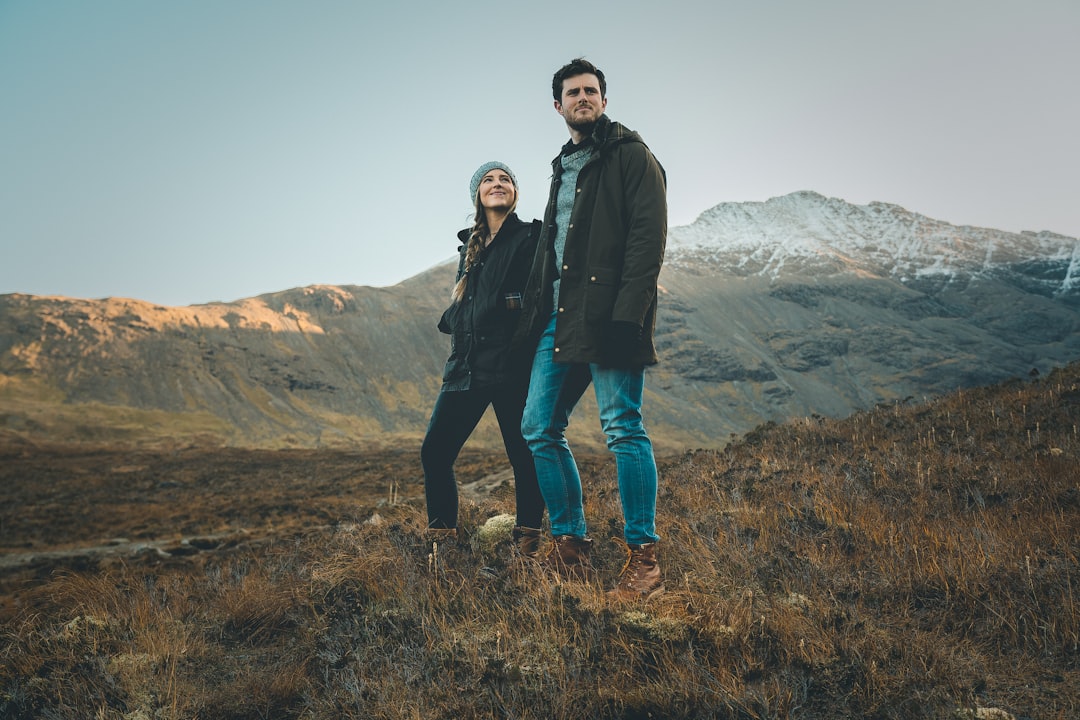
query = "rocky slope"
xmin=2 ymin=192 xmax=1078 ymax=450
xmin=649 ymin=191 xmax=1080 ymax=438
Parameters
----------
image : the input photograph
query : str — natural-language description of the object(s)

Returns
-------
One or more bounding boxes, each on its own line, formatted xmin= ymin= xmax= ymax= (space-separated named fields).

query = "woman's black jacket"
xmin=437 ymin=213 xmax=541 ymax=391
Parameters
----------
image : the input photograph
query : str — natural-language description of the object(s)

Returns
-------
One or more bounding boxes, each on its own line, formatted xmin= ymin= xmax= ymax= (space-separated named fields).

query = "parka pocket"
xmin=584 ymin=266 xmax=618 ymax=322
xmin=441 ymin=358 xmax=460 ymax=383
xmin=441 ymin=333 xmax=468 ymax=383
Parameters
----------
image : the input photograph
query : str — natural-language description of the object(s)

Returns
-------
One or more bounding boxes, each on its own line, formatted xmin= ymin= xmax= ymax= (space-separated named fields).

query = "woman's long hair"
xmin=450 ymin=189 xmax=518 ymax=303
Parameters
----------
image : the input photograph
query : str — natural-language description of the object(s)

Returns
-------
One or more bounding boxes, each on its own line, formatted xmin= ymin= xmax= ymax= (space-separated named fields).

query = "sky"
xmin=1 ymin=1 xmax=1077 ymax=307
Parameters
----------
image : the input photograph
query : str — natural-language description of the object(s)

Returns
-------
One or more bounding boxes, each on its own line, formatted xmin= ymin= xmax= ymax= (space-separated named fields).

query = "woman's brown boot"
xmin=511 ymin=526 xmax=543 ymax=560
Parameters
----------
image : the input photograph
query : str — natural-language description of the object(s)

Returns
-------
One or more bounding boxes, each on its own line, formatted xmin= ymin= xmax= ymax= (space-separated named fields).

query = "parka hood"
xmin=591 ymin=114 xmax=645 ymax=147
xmin=552 ymin=116 xmax=654 ymax=168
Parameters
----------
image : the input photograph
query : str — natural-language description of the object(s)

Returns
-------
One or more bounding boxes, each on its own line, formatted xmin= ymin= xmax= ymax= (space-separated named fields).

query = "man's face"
xmin=555 ymin=73 xmax=607 ymax=131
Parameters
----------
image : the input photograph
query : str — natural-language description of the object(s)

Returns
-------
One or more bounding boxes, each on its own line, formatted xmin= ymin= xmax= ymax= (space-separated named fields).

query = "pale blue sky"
xmin=1 ymin=1 xmax=1077 ymax=306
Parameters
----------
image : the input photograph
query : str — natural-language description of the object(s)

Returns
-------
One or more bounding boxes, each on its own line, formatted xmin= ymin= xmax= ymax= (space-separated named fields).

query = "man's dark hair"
xmin=552 ymin=58 xmax=607 ymax=102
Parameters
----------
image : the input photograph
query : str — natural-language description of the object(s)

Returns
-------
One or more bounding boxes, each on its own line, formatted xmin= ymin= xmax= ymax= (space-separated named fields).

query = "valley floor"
xmin=1 ymin=363 xmax=1077 ymax=718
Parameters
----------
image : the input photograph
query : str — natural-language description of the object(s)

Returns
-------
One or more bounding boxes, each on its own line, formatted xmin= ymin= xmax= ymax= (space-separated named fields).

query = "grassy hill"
xmin=1 ymin=363 xmax=1077 ymax=719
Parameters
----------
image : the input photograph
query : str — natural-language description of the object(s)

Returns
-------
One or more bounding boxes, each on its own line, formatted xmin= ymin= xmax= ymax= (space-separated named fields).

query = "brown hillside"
xmin=4 ymin=193 xmax=1079 ymax=453
xmin=1 ymin=361 xmax=1077 ymax=718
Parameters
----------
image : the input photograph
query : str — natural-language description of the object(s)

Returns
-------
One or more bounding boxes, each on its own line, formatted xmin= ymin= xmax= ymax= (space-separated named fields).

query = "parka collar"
xmin=456 ymin=212 xmax=523 ymax=245
xmin=552 ymin=115 xmax=643 ymax=165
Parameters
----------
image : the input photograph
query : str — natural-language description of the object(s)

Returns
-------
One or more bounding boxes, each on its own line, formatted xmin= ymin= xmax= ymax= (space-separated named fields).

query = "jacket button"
xmin=590 ymin=276 xmax=597 ymax=282
xmin=554 ymin=347 xmax=561 ymax=353
xmin=558 ymin=307 xmax=564 ymax=313
xmin=562 ymin=264 xmax=569 ymax=271
xmin=568 ymin=224 xmax=574 ymax=229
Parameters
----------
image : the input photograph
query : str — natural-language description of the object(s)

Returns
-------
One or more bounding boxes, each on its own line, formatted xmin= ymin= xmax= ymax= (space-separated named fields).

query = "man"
xmin=518 ymin=58 xmax=667 ymax=600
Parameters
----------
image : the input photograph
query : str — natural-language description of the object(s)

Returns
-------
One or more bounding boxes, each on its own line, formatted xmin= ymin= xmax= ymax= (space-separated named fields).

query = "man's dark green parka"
xmin=517 ymin=115 xmax=667 ymax=366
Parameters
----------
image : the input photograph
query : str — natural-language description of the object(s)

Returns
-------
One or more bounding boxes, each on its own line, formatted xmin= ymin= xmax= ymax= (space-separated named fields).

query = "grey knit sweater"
xmin=552 ymin=143 xmax=594 ymax=305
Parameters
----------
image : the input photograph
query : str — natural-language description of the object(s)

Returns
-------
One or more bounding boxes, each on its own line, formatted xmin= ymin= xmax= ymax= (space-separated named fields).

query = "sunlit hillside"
xmin=3 ymin=193 xmax=1079 ymax=455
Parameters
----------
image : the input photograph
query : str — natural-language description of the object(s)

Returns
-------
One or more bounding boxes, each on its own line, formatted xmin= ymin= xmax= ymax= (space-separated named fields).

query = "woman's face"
xmin=478 ymin=169 xmax=516 ymax=211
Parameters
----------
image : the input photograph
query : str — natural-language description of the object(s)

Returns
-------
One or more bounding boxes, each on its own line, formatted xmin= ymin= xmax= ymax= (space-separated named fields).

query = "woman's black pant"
xmin=421 ymin=379 xmax=544 ymax=530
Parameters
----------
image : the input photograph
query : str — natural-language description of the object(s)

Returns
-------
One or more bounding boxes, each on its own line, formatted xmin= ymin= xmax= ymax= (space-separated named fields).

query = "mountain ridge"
xmin=669 ymin=191 xmax=1080 ymax=297
xmin=2 ymin=191 xmax=1078 ymax=450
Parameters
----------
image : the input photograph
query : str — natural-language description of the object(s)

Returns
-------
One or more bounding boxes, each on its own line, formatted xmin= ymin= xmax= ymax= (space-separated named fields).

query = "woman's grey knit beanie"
xmin=469 ymin=161 xmax=517 ymax=201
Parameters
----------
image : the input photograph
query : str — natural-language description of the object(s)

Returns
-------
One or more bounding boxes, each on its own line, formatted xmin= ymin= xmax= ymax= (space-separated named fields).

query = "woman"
xmin=420 ymin=161 xmax=544 ymax=558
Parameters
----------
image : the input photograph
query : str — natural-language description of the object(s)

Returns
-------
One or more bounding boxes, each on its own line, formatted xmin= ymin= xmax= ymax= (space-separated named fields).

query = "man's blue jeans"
xmin=521 ymin=313 xmax=659 ymax=545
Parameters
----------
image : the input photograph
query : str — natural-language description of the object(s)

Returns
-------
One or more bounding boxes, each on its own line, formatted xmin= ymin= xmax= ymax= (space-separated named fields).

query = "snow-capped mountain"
xmin=667 ymin=191 xmax=1080 ymax=297
xmin=2 ymin=191 xmax=1078 ymax=451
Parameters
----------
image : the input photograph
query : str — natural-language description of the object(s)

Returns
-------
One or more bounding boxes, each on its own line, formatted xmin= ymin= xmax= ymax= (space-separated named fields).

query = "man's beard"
xmin=566 ymin=114 xmax=598 ymax=136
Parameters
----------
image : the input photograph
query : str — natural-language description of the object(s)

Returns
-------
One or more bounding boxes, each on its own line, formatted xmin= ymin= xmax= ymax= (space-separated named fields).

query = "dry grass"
xmin=2 ymin=364 xmax=1078 ymax=718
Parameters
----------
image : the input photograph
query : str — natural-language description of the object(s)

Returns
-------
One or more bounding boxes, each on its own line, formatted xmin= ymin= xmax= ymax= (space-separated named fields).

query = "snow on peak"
xmin=667 ymin=192 xmax=1080 ymax=292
